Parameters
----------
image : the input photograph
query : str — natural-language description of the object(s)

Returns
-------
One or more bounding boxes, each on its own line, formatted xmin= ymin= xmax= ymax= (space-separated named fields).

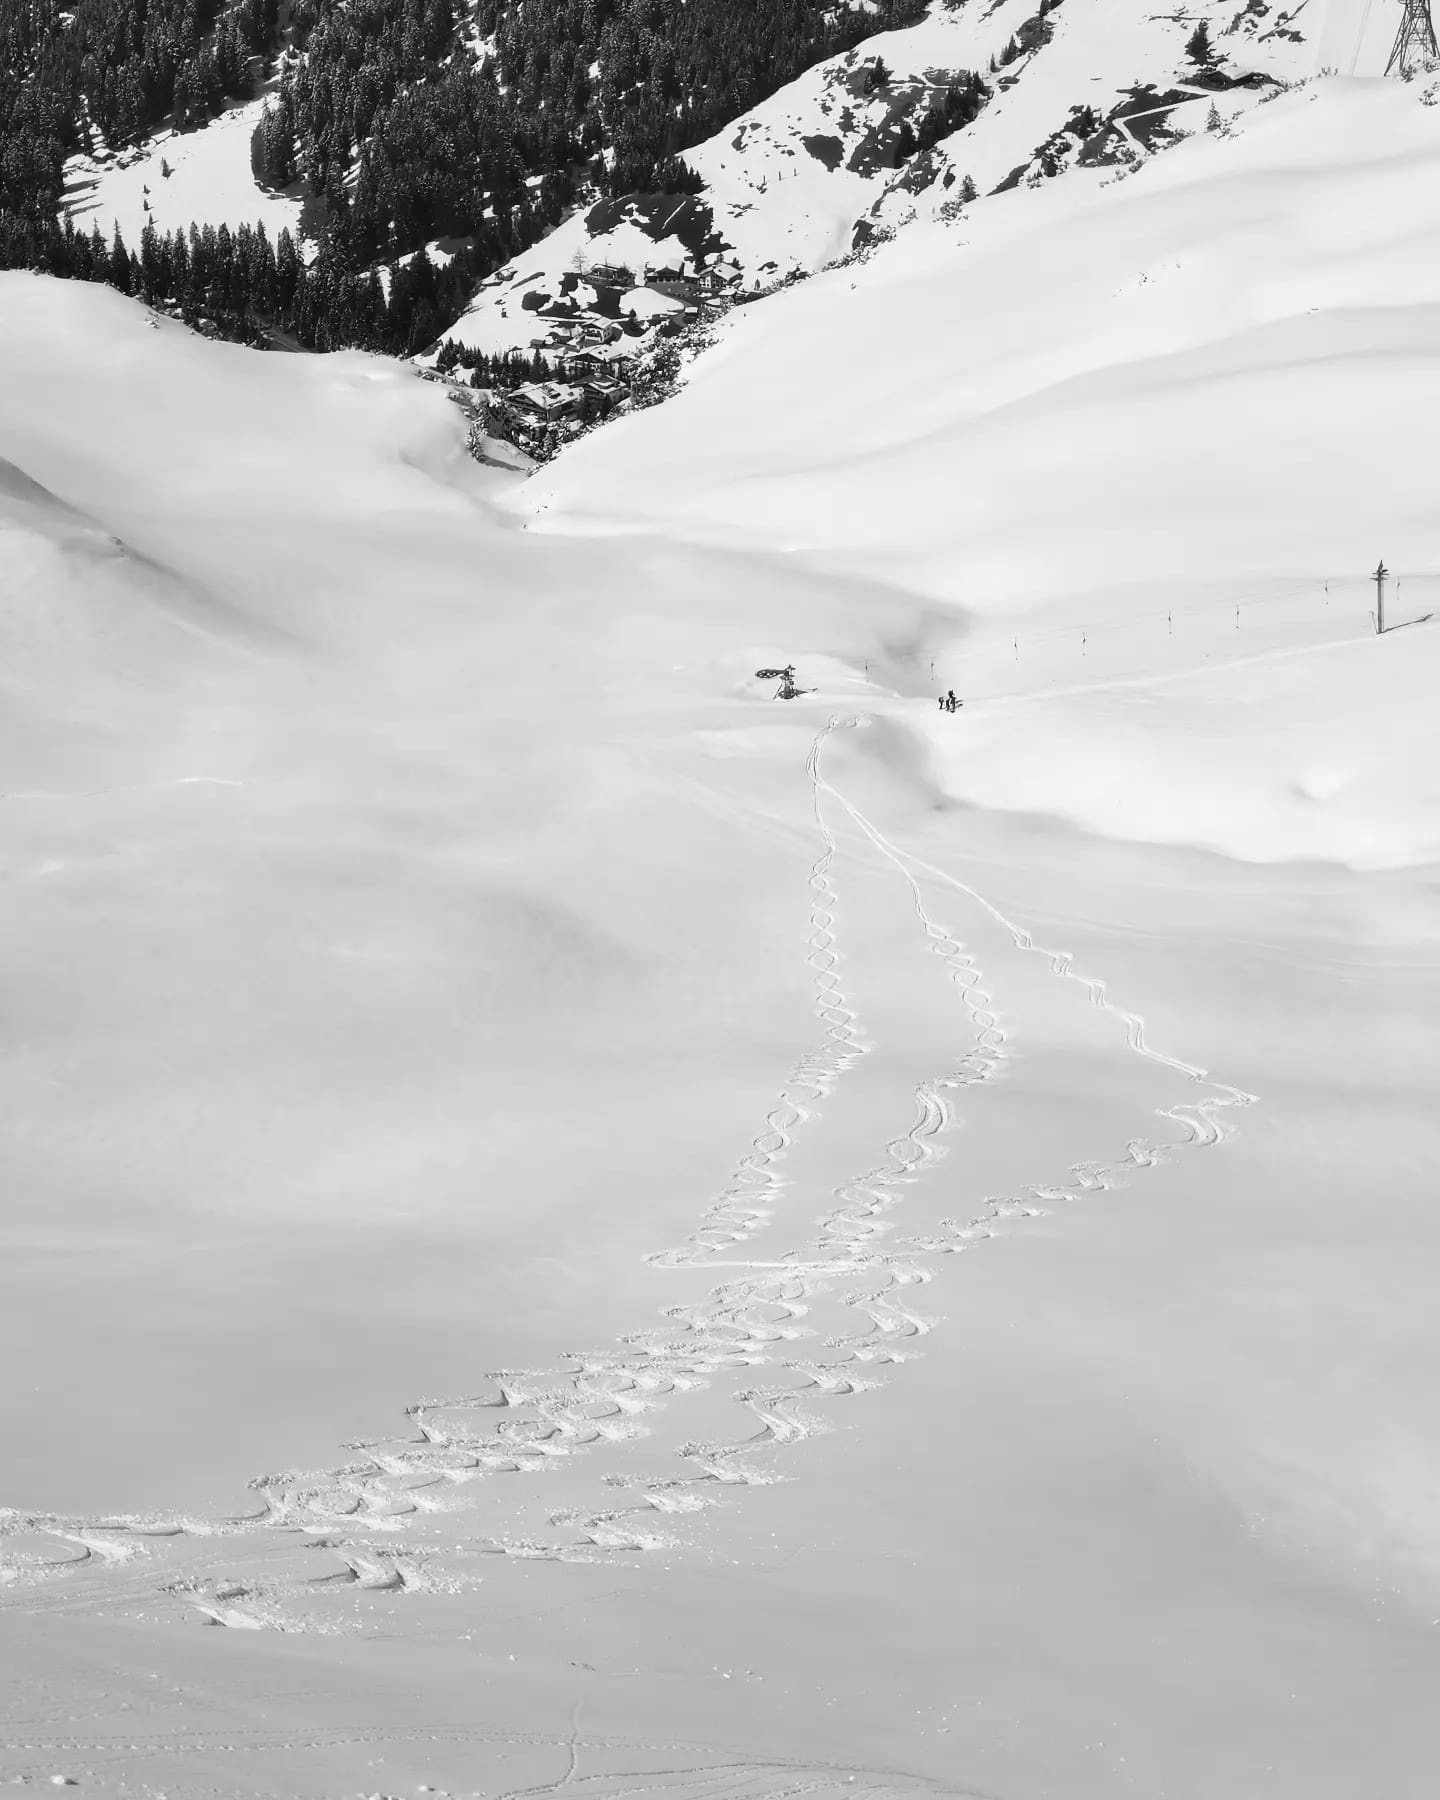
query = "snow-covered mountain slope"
xmin=47 ymin=0 xmax=1383 ymax=365
xmin=437 ymin=0 xmax=1346 ymax=362
xmin=525 ymin=70 xmax=1440 ymax=868
xmin=63 ymin=92 xmax=304 ymax=249
xmin=4 ymin=47 xmax=1440 ymax=1800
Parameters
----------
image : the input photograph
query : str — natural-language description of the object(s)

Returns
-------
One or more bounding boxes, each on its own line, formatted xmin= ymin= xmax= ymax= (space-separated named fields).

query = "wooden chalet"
xmin=561 ymin=342 xmax=637 ymax=382
xmin=506 ymin=380 xmax=585 ymax=425
xmin=696 ymin=257 xmax=743 ymax=295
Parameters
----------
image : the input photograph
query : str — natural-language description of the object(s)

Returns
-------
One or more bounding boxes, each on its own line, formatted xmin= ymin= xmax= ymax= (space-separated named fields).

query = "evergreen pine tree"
xmin=275 ymin=228 xmax=301 ymax=311
xmin=109 ymin=224 xmax=133 ymax=294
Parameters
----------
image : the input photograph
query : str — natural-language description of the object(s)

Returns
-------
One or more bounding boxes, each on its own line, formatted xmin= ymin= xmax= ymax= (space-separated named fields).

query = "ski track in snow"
xmin=0 ymin=718 xmax=1255 ymax=1629
xmin=0 ymin=1725 xmax=975 ymax=1800
xmin=645 ymin=720 xmax=870 ymax=1271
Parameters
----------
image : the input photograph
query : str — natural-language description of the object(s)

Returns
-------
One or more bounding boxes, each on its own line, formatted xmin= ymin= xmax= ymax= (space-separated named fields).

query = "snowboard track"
xmin=0 ymin=717 xmax=1255 ymax=1629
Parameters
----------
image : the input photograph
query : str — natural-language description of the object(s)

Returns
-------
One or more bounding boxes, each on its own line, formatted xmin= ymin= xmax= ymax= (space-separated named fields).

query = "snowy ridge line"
xmin=814 ymin=738 xmax=1257 ymax=1151
xmin=646 ymin=720 xmax=869 ymax=1270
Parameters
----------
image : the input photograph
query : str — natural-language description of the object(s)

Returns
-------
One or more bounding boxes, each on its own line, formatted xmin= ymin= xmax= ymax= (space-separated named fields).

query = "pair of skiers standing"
xmin=938 ymin=689 xmax=960 ymax=713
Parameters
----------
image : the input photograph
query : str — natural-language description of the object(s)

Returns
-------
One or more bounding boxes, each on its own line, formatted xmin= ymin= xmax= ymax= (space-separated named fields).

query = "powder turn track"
xmin=0 ymin=718 xmax=1256 ymax=1630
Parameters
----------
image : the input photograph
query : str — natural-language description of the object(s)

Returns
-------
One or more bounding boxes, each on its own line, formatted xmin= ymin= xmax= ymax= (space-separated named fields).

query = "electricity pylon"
xmin=1387 ymin=0 xmax=1439 ymax=75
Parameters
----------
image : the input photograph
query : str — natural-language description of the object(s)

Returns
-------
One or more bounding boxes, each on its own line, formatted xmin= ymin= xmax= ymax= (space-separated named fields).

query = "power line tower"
xmin=1387 ymin=0 xmax=1439 ymax=75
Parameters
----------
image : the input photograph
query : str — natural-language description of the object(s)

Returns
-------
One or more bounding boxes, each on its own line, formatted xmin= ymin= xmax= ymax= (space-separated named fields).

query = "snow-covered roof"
xmin=510 ymin=380 xmax=584 ymax=407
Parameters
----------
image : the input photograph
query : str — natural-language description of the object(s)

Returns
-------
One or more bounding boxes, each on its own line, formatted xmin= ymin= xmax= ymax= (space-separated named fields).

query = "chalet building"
xmin=561 ymin=342 xmax=637 ymax=382
xmin=697 ymin=258 xmax=743 ymax=295
xmin=506 ymin=381 xmax=585 ymax=425
xmin=644 ymin=255 xmax=709 ymax=302
xmin=645 ymin=273 xmax=700 ymax=302
xmin=560 ymin=347 xmax=600 ymax=380
xmin=588 ymin=262 xmax=635 ymax=288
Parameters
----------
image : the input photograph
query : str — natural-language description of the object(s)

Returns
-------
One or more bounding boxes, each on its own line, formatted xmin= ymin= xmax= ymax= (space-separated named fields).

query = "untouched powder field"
xmin=3 ymin=68 xmax=1440 ymax=1800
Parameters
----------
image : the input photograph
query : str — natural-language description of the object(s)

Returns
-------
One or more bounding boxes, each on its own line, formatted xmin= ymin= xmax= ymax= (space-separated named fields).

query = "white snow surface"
xmin=4 ymin=45 xmax=1440 ymax=1800
xmin=527 ymin=74 xmax=1440 ymax=869
xmin=63 ymin=95 xmax=304 ymax=247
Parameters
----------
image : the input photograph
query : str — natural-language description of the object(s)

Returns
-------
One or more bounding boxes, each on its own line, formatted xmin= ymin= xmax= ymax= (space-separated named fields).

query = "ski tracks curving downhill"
xmin=0 ymin=716 xmax=1256 ymax=1627
xmin=646 ymin=719 xmax=870 ymax=1271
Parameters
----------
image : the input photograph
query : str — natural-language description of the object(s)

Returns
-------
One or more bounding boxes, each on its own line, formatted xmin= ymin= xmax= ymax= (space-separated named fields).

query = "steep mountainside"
xmin=4 ymin=0 xmax=1384 ymax=365
xmin=1 ymin=0 xmax=923 ymax=351
xmin=434 ymin=0 xmax=1354 ymax=373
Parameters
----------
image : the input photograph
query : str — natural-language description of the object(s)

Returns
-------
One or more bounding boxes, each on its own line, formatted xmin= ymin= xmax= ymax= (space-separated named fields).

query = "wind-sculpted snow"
xmin=0 ymin=721 xmax=1253 ymax=1631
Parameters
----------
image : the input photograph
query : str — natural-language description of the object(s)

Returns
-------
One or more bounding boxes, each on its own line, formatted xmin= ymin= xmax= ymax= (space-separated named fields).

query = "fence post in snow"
xmin=1374 ymin=559 xmax=1388 ymax=635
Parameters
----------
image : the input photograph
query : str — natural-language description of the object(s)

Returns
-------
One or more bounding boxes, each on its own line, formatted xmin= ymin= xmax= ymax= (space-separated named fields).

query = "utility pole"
xmin=1374 ymin=559 xmax=1388 ymax=635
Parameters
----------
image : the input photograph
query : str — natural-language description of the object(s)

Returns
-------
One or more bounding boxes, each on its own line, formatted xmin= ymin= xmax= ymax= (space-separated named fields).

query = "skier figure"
xmin=947 ymin=689 xmax=960 ymax=713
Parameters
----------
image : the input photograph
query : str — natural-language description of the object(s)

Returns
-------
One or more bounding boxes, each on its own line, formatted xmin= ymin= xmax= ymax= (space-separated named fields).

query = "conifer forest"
xmin=0 ymin=0 xmax=927 ymax=354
